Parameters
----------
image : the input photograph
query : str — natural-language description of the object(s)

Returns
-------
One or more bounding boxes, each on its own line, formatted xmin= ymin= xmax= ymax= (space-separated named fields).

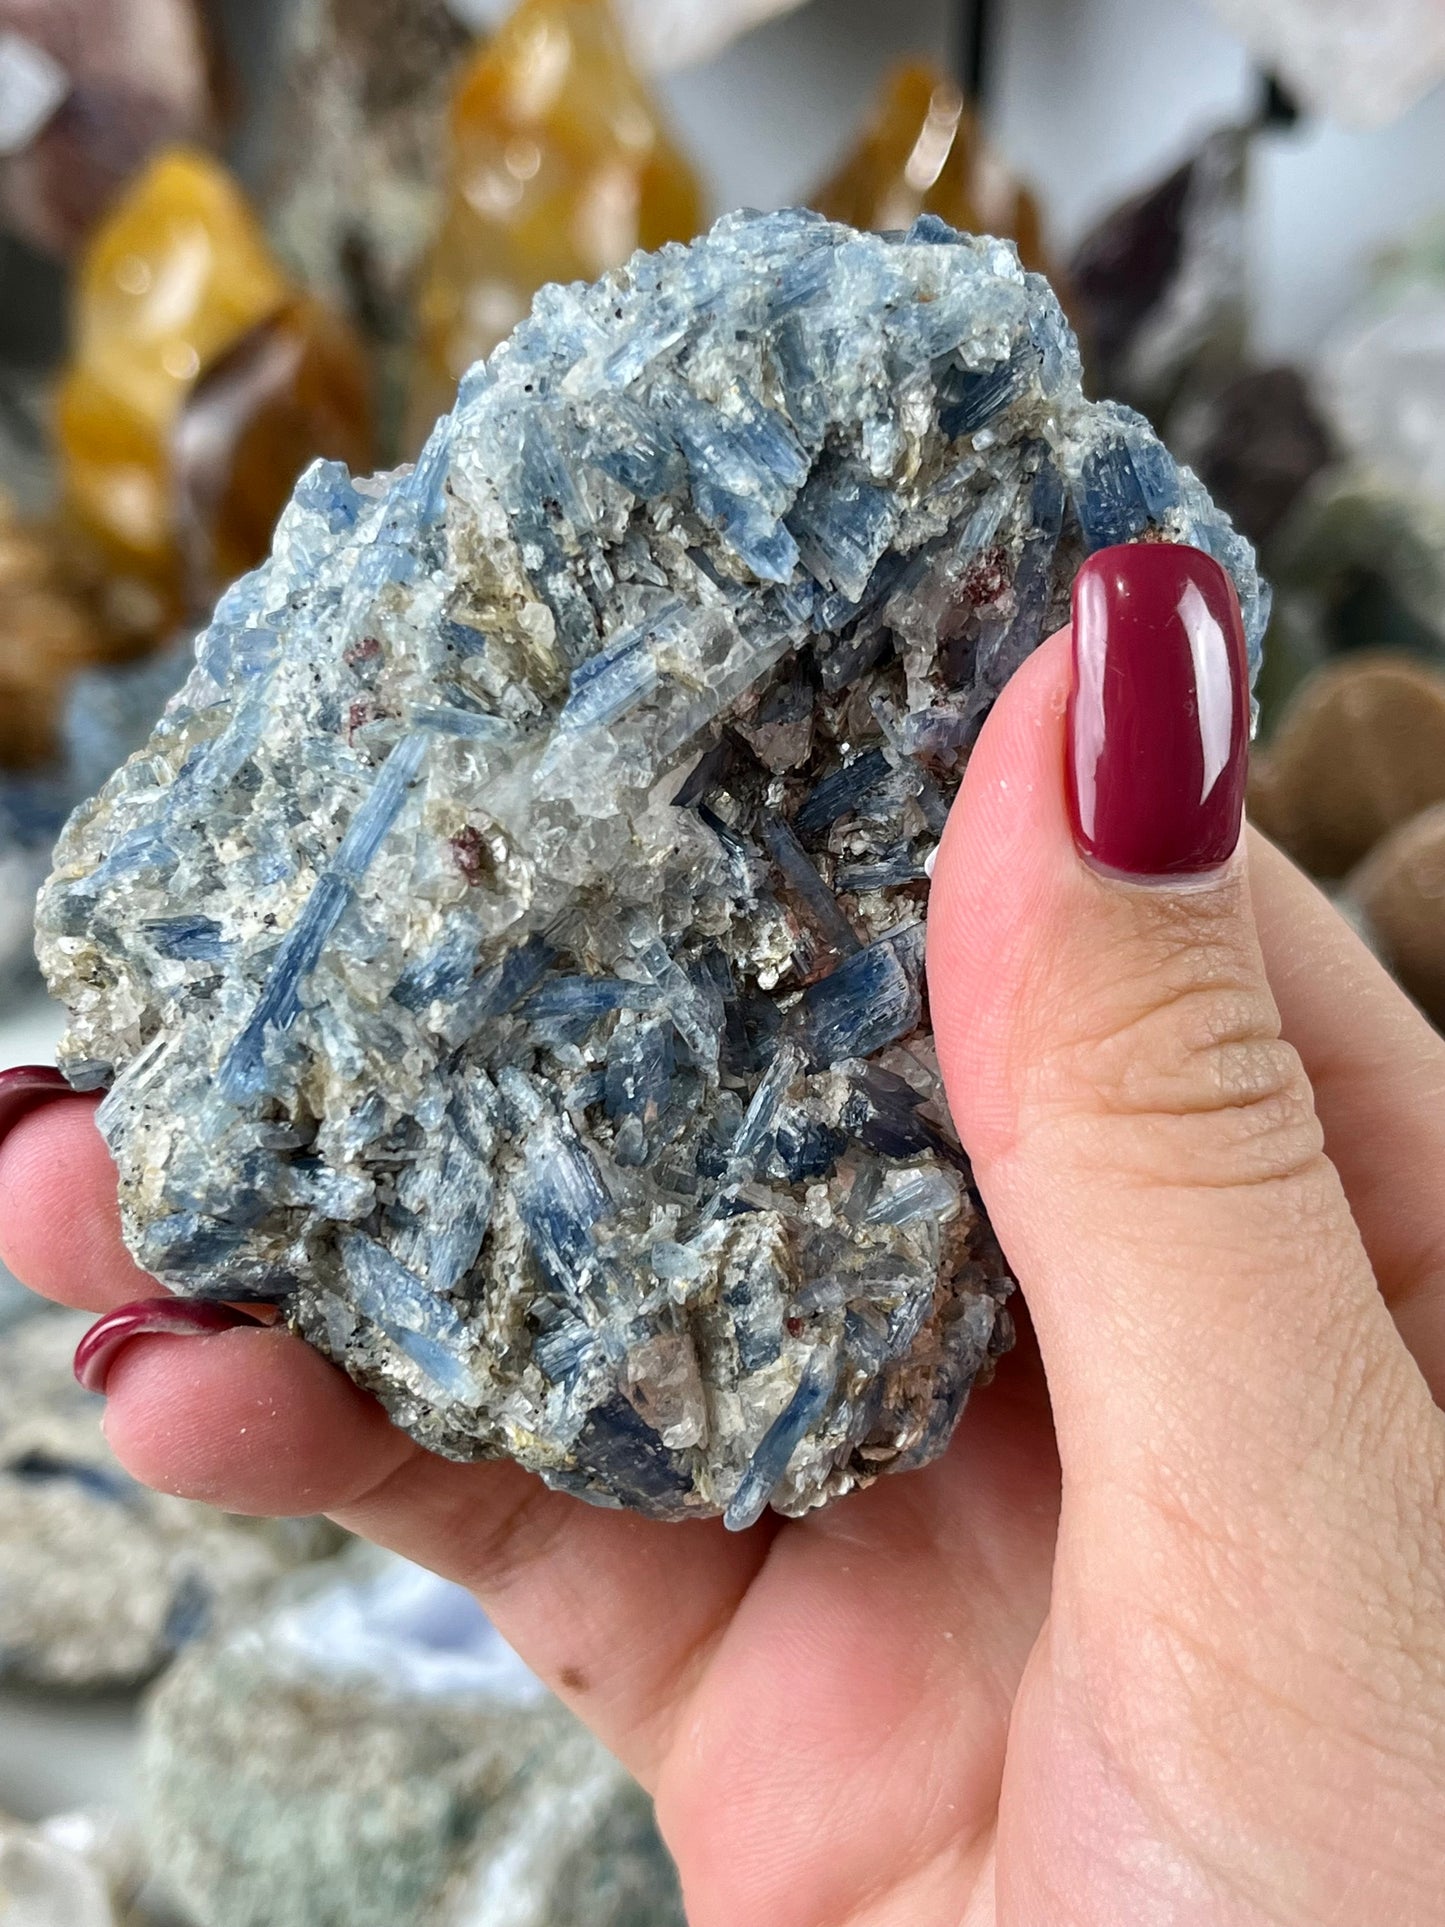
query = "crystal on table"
xmin=0 ymin=0 xmax=216 ymax=258
xmin=812 ymin=62 xmax=1048 ymax=277
xmin=0 ymin=496 xmax=111 ymax=769
xmin=56 ymin=147 xmax=375 ymax=628
xmin=1067 ymin=125 xmax=1248 ymax=423
xmin=409 ymin=0 xmax=705 ymax=440
xmin=262 ymin=0 xmax=474 ymax=374
xmin=1202 ymin=0 xmax=1445 ymax=130
xmin=38 ymin=211 xmax=1266 ymax=1526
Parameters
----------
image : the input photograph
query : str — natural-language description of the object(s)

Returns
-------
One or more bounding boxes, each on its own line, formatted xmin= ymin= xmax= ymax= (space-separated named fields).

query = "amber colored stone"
xmin=410 ymin=0 xmax=705 ymax=441
xmin=812 ymin=63 xmax=1048 ymax=275
xmin=173 ymin=296 xmax=375 ymax=602
xmin=0 ymin=497 xmax=131 ymax=769
xmin=56 ymin=148 xmax=375 ymax=624
xmin=1249 ymin=654 xmax=1445 ymax=879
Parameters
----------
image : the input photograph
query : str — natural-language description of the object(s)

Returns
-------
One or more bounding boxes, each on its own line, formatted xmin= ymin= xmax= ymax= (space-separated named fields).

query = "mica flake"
xmin=38 ymin=212 xmax=1267 ymax=1526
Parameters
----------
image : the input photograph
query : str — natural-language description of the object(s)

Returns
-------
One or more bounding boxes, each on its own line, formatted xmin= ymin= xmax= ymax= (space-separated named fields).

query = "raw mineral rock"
xmin=811 ymin=62 xmax=1048 ymax=278
xmin=141 ymin=1550 xmax=685 ymax=1927
xmin=1068 ymin=126 xmax=1248 ymax=423
xmin=0 ymin=0 xmax=216 ymax=258
xmin=409 ymin=0 xmax=704 ymax=441
xmin=1350 ymin=802 xmax=1445 ymax=1030
xmin=38 ymin=211 xmax=1267 ymax=1528
xmin=1249 ymin=654 xmax=1445 ymax=877
xmin=0 ymin=1306 xmax=341 ymax=1688
xmin=57 ymin=147 xmax=374 ymax=630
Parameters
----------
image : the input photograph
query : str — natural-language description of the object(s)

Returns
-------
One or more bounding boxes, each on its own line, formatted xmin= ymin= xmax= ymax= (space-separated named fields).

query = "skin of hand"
xmin=3 ymin=544 xmax=1445 ymax=1927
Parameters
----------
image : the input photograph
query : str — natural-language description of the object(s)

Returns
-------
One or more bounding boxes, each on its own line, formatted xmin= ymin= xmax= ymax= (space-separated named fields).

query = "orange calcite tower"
xmin=410 ymin=0 xmax=705 ymax=439
xmin=0 ymin=498 xmax=120 ymax=769
xmin=56 ymin=148 xmax=374 ymax=626
xmin=812 ymin=63 xmax=1048 ymax=276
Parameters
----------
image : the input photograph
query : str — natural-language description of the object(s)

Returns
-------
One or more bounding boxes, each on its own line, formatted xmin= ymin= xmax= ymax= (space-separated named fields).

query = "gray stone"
xmin=38 ymin=211 xmax=1266 ymax=1527
xmin=140 ymin=1550 xmax=685 ymax=1927
xmin=0 ymin=1307 xmax=342 ymax=1688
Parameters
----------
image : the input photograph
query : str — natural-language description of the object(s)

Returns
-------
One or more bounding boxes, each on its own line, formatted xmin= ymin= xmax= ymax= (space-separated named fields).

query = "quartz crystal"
xmin=0 ymin=1307 xmax=341 ymax=1688
xmin=1068 ymin=126 xmax=1248 ymax=423
xmin=142 ymin=1550 xmax=685 ymax=1927
xmin=0 ymin=0 xmax=216 ymax=258
xmin=1171 ymin=365 xmax=1335 ymax=550
xmin=1202 ymin=0 xmax=1445 ymax=131
xmin=448 ymin=0 xmax=808 ymax=73
xmin=262 ymin=0 xmax=474 ymax=366
xmin=57 ymin=147 xmax=374 ymax=629
xmin=813 ymin=62 xmax=1048 ymax=278
xmin=409 ymin=0 xmax=704 ymax=440
xmin=39 ymin=212 xmax=1266 ymax=1527
xmin=1322 ymin=264 xmax=1445 ymax=510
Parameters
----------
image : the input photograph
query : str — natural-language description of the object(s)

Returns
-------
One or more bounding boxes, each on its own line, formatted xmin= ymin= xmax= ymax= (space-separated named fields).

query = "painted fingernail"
xmin=0 ymin=1066 xmax=76 ymax=1152
xmin=1068 ymin=542 xmax=1249 ymax=880
xmin=73 ymin=1299 xmax=267 ymax=1395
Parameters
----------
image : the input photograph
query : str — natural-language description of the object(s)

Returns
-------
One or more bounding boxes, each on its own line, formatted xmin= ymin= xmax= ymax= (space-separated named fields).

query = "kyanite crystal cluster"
xmin=38 ymin=212 xmax=1267 ymax=1527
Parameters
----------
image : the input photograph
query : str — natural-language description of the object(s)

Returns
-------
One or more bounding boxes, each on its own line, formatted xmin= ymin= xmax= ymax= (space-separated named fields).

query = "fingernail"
xmin=1068 ymin=542 xmax=1250 ymax=880
xmin=0 ymin=1066 xmax=78 ymax=1152
xmin=74 ymin=1299 xmax=266 ymax=1395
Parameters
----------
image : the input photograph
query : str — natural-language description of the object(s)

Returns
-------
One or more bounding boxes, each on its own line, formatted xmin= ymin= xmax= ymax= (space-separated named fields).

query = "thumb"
xmin=927 ymin=543 xmax=1427 ymax=1516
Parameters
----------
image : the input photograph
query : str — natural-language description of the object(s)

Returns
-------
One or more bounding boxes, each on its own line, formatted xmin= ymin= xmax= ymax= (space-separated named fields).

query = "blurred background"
xmin=0 ymin=2 xmax=1442 ymax=1921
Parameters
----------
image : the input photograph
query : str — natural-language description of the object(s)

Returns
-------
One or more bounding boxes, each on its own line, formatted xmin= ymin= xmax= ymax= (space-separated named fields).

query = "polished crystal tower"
xmin=39 ymin=213 xmax=1266 ymax=1527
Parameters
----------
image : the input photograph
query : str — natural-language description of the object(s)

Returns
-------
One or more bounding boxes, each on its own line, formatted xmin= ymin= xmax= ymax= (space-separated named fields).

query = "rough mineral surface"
xmin=39 ymin=212 xmax=1267 ymax=1527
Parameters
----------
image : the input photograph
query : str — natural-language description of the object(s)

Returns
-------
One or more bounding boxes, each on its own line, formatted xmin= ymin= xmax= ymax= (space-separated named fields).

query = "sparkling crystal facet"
xmin=812 ymin=63 xmax=1047 ymax=277
xmin=57 ymin=148 xmax=375 ymax=626
xmin=410 ymin=0 xmax=704 ymax=438
xmin=39 ymin=213 xmax=1266 ymax=1526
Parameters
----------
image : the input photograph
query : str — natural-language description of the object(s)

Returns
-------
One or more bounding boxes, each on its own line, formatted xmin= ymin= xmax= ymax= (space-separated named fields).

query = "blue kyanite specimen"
xmin=37 ymin=212 xmax=1267 ymax=1527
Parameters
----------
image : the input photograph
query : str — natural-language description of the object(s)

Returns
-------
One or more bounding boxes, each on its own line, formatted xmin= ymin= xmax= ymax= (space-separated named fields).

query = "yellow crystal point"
xmin=813 ymin=62 xmax=1048 ymax=275
xmin=56 ymin=147 xmax=373 ymax=624
xmin=411 ymin=0 xmax=705 ymax=437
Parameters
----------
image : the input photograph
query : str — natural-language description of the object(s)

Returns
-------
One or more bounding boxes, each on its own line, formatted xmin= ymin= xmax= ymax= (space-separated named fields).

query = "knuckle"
xmin=1031 ymin=915 xmax=1327 ymax=1194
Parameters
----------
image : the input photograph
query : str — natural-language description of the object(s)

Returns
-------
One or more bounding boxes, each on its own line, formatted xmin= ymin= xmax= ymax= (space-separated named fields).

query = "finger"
xmin=927 ymin=544 xmax=1441 ymax=1524
xmin=98 ymin=1323 xmax=769 ymax=1783
xmin=0 ymin=1096 xmax=156 ymax=1310
xmin=1250 ymin=832 xmax=1445 ymax=1392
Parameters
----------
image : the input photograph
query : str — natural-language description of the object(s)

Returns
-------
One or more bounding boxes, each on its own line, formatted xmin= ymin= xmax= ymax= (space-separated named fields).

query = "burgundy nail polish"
xmin=1068 ymin=542 xmax=1250 ymax=879
xmin=74 ymin=1299 xmax=266 ymax=1395
xmin=0 ymin=1065 xmax=77 ymax=1151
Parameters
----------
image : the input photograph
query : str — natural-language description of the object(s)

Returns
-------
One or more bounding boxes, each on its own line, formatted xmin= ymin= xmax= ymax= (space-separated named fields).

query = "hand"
xmin=4 ymin=542 xmax=1444 ymax=1927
